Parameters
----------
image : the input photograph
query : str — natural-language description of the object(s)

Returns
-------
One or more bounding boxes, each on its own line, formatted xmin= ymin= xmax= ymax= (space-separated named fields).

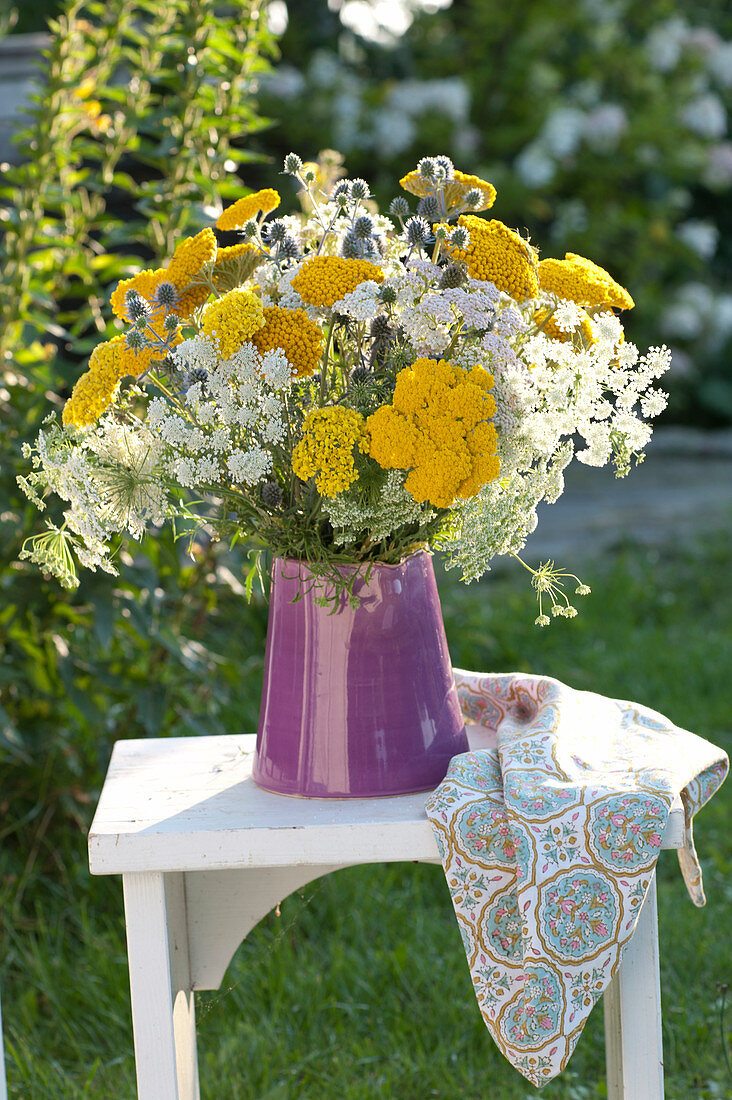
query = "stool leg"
xmin=123 ymin=872 xmax=200 ymax=1100
xmin=603 ymin=874 xmax=664 ymax=1100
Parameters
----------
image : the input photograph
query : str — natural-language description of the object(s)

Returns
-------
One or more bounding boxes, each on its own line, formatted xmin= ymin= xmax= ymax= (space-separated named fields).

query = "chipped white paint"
xmin=90 ymin=733 xmax=682 ymax=1099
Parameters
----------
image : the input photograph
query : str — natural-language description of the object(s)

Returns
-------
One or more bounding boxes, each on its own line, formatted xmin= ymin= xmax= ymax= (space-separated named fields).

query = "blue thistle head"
xmin=405 ymin=216 xmax=431 ymax=247
xmin=262 ymin=219 xmax=287 ymax=244
xmin=417 ymin=195 xmax=441 ymax=221
xmin=435 ymin=155 xmax=454 ymax=180
xmin=353 ymin=214 xmax=374 ymax=239
xmin=153 ymin=282 xmax=179 ymax=309
xmin=389 ymin=196 xmax=410 ymax=219
xmin=280 ymin=236 xmax=300 ymax=260
xmin=417 ymin=157 xmax=437 ymax=181
xmin=349 ymin=178 xmax=370 ymax=200
xmin=125 ymin=289 xmax=150 ymax=321
xmin=284 ymin=152 xmax=303 ymax=174
xmin=450 ymin=225 xmax=470 ymax=250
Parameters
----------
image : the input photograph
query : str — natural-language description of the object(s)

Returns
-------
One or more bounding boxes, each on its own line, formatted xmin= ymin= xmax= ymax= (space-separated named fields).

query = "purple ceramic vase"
xmin=252 ymin=551 xmax=468 ymax=798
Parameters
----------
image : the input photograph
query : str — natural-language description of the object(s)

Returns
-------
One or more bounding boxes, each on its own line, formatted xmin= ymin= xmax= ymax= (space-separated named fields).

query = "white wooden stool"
xmin=88 ymin=733 xmax=684 ymax=1100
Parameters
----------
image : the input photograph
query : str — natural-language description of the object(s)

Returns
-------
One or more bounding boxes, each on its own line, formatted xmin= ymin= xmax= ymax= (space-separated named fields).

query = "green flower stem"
xmin=320 ymin=317 xmax=337 ymax=404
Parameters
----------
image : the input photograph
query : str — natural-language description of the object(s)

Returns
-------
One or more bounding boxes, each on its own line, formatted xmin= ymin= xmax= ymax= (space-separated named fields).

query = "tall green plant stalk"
xmin=0 ymin=0 xmax=277 ymax=384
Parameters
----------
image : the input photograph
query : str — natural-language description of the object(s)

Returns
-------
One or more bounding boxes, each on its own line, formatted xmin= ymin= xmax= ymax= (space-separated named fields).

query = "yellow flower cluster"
xmin=292 ymin=406 xmax=367 ymax=497
xmin=212 ymin=242 xmax=261 ymax=292
xmin=215 ymin=242 xmax=256 ymax=264
xmin=200 ymin=288 xmax=266 ymax=358
xmin=533 ymin=307 xmax=596 ymax=346
xmin=449 ymin=217 xmax=539 ymax=300
xmin=400 ymin=169 xmax=496 ymax=212
xmin=538 ymin=253 xmax=635 ymax=311
xmin=166 ymin=227 xmax=217 ymax=316
xmin=216 ymin=189 xmax=281 ymax=231
xmin=63 ymin=336 xmax=138 ymax=428
xmin=74 ymin=79 xmax=112 ymax=133
xmin=110 ymin=228 xmax=217 ymax=322
xmin=291 ymin=256 xmax=384 ymax=308
xmin=251 ymin=306 xmax=323 ymax=378
xmin=366 ymin=357 xmax=500 ymax=509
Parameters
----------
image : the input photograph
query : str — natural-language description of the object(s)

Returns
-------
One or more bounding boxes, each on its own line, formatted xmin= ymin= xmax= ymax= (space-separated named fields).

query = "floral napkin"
xmin=425 ymin=670 xmax=728 ymax=1087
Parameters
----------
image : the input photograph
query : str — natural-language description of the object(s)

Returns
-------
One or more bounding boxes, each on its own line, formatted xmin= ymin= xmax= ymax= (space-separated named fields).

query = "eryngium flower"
xmin=405 ymin=216 xmax=430 ymax=247
xmin=261 ymin=481 xmax=283 ymax=508
xmin=389 ymin=196 xmax=409 ymax=219
xmin=153 ymin=282 xmax=179 ymax=308
xmin=125 ymin=290 xmax=150 ymax=321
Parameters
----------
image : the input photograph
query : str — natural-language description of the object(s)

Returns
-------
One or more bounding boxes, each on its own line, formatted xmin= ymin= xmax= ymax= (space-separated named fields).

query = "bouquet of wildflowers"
xmin=20 ymin=154 xmax=671 ymax=622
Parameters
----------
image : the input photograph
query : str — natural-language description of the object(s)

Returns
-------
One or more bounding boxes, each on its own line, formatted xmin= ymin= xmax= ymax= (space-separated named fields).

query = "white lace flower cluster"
xmin=327 ymin=469 xmax=435 ymax=547
xmin=146 ymin=337 xmax=292 ymax=490
xmin=19 ymin=416 xmax=168 ymax=582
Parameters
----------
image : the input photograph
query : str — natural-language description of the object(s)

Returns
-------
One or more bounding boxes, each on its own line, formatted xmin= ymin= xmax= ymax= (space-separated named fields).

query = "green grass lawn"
xmin=1 ymin=536 xmax=731 ymax=1099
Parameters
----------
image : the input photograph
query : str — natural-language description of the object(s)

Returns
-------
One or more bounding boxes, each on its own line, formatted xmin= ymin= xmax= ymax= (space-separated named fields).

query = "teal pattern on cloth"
xmin=425 ymin=670 xmax=728 ymax=1088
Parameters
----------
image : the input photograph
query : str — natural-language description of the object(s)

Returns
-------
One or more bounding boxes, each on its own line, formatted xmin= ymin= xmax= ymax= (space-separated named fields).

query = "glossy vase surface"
xmin=253 ymin=552 xmax=468 ymax=798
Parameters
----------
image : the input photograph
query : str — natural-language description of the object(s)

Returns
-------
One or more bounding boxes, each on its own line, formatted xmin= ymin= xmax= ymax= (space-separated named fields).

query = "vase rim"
xmin=274 ymin=548 xmax=432 ymax=576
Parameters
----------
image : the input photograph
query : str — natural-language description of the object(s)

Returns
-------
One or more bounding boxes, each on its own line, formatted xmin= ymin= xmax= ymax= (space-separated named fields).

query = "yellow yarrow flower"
xmin=166 ymin=227 xmax=217 ymax=316
xmin=214 ymin=242 xmax=257 ymax=264
xmin=212 ymin=242 xmax=262 ymax=292
xmin=251 ymin=306 xmax=324 ymax=378
xmin=62 ymin=336 xmax=136 ymax=428
xmin=200 ymin=288 xmax=266 ymax=358
xmin=110 ymin=229 xmax=216 ymax=322
xmin=450 ymin=216 xmax=539 ymax=300
xmin=216 ymin=189 xmax=280 ymax=231
xmin=366 ymin=357 xmax=499 ymax=509
xmin=292 ymin=406 xmax=367 ymax=497
xmin=538 ymin=253 xmax=635 ymax=311
xmin=291 ymin=256 xmax=384 ymax=308
xmin=400 ymin=169 xmax=496 ymax=212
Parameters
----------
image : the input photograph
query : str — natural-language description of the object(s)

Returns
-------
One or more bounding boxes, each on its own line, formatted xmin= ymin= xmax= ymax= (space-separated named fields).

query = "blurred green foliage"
xmin=255 ymin=0 xmax=732 ymax=425
xmin=1 ymin=0 xmax=275 ymax=378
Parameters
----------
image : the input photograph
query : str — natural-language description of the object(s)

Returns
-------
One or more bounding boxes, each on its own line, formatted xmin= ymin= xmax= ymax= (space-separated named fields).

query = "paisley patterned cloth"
xmin=425 ymin=671 xmax=728 ymax=1087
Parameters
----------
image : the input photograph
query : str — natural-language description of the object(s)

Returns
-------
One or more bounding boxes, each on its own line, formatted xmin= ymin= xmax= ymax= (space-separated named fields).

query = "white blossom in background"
xmin=259 ymin=65 xmax=305 ymax=100
xmin=645 ymin=17 xmax=688 ymax=72
xmin=387 ymin=78 xmax=470 ymax=126
xmin=707 ymin=41 xmax=732 ymax=88
xmin=676 ymin=220 xmax=719 ymax=259
xmin=680 ymin=94 xmax=727 ymax=139
xmin=372 ymin=108 xmax=416 ymax=158
xmin=584 ymin=104 xmax=628 ymax=152
xmin=542 ymin=107 xmax=586 ymax=158
xmin=703 ymin=143 xmax=732 ymax=189
xmin=515 ymin=143 xmax=556 ymax=189
xmin=308 ymin=51 xmax=342 ymax=90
